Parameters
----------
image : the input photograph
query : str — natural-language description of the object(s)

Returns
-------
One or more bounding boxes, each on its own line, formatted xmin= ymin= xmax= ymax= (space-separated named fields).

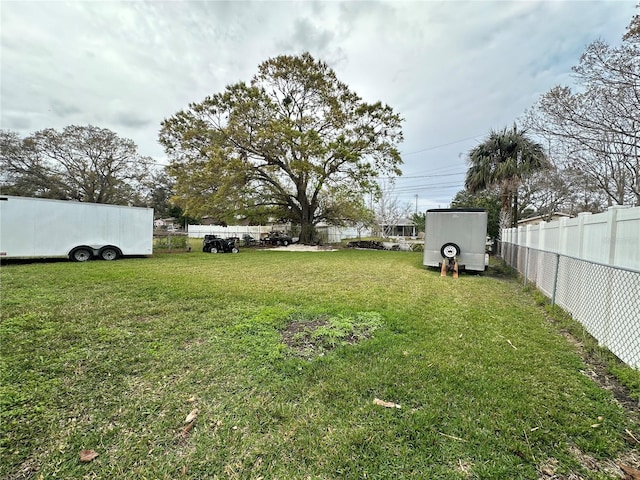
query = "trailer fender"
xmin=440 ymin=242 xmax=461 ymax=259
xmin=99 ymin=246 xmax=121 ymax=261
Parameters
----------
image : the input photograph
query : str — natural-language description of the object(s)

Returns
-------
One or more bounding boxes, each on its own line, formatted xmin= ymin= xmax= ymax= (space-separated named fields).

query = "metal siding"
xmin=0 ymin=196 xmax=153 ymax=259
xmin=423 ymin=210 xmax=488 ymax=271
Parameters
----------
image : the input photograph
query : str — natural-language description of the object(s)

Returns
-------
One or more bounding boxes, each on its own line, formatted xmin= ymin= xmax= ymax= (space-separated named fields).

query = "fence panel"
xmin=536 ymin=250 xmax=558 ymax=299
xmin=581 ymin=215 xmax=610 ymax=265
xmin=187 ymin=225 xmax=274 ymax=238
xmin=499 ymin=243 xmax=640 ymax=370
xmin=504 ymin=206 xmax=640 ymax=270
xmin=615 ymin=208 xmax=640 ymax=270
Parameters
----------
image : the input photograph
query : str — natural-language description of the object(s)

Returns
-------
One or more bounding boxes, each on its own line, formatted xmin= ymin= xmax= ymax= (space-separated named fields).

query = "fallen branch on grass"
xmin=438 ymin=432 xmax=467 ymax=442
xmin=373 ymin=398 xmax=401 ymax=409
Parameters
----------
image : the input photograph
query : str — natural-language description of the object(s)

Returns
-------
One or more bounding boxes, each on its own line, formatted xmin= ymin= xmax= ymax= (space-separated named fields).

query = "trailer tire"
xmin=70 ymin=247 xmax=93 ymax=262
xmin=99 ymin=247 xmax=120 ymax=261
xmin=210 ymin=247 xmax=218 ymax=254
xmin=231 ymin=247 xmax=239 ymax=254
xmin=440 ymin=242 xmax=460 ymax=259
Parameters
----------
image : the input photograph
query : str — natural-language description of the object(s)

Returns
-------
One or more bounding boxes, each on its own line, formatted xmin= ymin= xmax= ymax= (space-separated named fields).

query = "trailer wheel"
xmin=282 ymin=240 xmax=289 ymax=246
xmin=99 ymin=247 xmax=119 ymax=261
xmin=70 ymin=247 xmax=92 ymax=262
xmin=210 ymin=247 xmax=218 ymax=254
xmin=440 ymin=242 xmax=460 ymax=259
xmin=231 ymin=247 xmax=239 ymax=254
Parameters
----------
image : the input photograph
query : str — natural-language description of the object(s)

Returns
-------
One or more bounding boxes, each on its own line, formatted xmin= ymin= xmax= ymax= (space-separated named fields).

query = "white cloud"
xmin=1 ymin=0 xmax=635 ymax=207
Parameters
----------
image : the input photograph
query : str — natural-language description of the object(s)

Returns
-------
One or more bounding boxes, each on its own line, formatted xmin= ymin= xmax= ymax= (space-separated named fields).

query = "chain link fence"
xmin=499 ymin=241 xmax=640 ymax=370
xmin=153 ymin=231 xmax=190 ymax=253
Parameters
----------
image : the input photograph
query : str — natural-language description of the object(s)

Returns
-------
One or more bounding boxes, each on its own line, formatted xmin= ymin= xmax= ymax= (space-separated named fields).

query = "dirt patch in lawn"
xmin=538 ymin=447 xmax=640 ymax=479
xmin=558 ymin=329 xmax=639 ymax=416
xmin=280 ymin=312 xmax=383 ymax=359
xmin=280 ymin=317 xmax=332 ymax=358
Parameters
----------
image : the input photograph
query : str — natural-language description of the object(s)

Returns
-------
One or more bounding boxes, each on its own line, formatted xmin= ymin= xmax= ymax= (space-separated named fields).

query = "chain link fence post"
xmin=524 ymin=247 xmax=530 ymax=287
xmin=551 ymin=253 xmax=560 ymax=306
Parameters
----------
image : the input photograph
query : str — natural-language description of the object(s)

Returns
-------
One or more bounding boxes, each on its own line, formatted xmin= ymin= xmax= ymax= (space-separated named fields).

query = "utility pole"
xmin=415 ymin=194 xmax=418 ymax=214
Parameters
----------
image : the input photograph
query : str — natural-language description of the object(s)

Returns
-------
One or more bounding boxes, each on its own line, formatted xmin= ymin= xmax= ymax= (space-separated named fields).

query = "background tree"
xmin=517 ymin=166 xmax=607 ymax=219
xmin=1 ymin=126 xmax=153 ymax=205
xmin=332 ymin=194 xmax=375 ymax=239
xmin=0 ymin=130 xmax=67 ymax=198
xmin=525 ymin=10 xmax=640 ymax=207
xmin=159 ymin=52 xmax=403 ymax=244
xmin=411 ymin=212 xmax=425 ymax=235
xmin=143 ymin=170 xmax=177 ymax=219
xmin=141 ymin=169 xmax=198 ymax=227
xmin=373 ymin=179 xmax=412 ymax=237
xmin=450 ymin=188 xmax=501 ymax=240
xmin=624 ymin=3 xmax=639 ymax=41
xmin=465 ymin=125 xmax=549 ymax=231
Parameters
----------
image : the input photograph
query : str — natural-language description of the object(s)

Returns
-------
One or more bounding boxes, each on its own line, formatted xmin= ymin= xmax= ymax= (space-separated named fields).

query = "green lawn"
xmin=1 ymin=249 xmax=638 ymax=479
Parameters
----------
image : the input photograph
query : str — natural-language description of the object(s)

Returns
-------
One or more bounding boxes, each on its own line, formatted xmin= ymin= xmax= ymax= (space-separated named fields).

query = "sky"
xmin=0 ymin=0 xmax=636 ymax=212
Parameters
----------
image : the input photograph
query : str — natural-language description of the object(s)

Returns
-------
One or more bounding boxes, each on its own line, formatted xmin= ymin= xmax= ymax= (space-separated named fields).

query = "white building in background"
xmin=378 ymin=217 xmax=417 ymax=237
xmin=154 ymin=218 xmax=178 ymax=230
xmin=517 ymin=212 xmax=572 ymax=227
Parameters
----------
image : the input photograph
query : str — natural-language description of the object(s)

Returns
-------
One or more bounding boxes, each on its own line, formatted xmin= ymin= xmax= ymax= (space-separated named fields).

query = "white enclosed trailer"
xmin=0 ymin=195 xmax=153 ymax=261
xmin=423 ymin=208 xmax=488 ymax=273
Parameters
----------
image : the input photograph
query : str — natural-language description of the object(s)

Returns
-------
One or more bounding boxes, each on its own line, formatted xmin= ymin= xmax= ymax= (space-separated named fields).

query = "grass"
xmin=1 ymin=249 xmax=638 ymax=479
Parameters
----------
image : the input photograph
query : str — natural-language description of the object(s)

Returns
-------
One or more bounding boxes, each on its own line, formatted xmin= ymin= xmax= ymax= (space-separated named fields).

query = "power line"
xmin=401 ymin=134 xmax=484 ymax=156
xmin=380 ymin=168 xmax=467 ymax=181
xmin=384 ymin=182 xmax=466 ymax=193
xmin=392 ymin=176 xmax=465 ymax=189
xmin=392 ymin=184 xmax=464 ymax=192
xmin=392 ymin=171 xmax=466 ymax=180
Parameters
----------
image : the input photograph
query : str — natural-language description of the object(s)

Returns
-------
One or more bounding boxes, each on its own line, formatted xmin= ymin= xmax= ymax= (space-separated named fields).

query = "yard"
xmin=1 ymin=249 xmax=638 ymax=479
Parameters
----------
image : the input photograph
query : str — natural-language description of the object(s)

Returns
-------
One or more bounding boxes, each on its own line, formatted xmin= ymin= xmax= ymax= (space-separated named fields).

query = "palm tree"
xmin=465 ymin=125 xmax=549 ymax=231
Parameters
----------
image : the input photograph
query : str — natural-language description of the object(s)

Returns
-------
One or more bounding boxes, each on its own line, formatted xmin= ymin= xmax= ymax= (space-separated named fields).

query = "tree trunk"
xmin=498 ymin=209 xmax=511 ymax=241
xmin=299 ymin=223 xmax=316 ymax=244
xmin=298 ymin=203 xmax=316 ymax=244
xmin=499 ymin=188 xmax=512 ymax=232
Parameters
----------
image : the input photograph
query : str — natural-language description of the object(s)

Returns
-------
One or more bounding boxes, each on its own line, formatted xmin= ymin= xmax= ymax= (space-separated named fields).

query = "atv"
xmin=262 ymin=231 xmax=293 ymax=246
xmin=202 ymin=235 xmax=239 ymax=254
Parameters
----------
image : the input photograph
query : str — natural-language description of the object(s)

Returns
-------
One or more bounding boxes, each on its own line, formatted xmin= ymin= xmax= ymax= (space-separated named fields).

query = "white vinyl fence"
xmin=500 ymin=206 xmax=640 ymax=369
xmin=188 ymin=224 xmax=277 ymax=239
xmin=187 ymin=224 xmax=373 ymax=244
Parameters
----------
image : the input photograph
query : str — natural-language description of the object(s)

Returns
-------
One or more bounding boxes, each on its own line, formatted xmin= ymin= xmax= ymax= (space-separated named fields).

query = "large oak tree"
xmin=159 ymin=52 xmax=403 ymax=243
xmin=0 ymin=125 xmax=153 ymax=205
